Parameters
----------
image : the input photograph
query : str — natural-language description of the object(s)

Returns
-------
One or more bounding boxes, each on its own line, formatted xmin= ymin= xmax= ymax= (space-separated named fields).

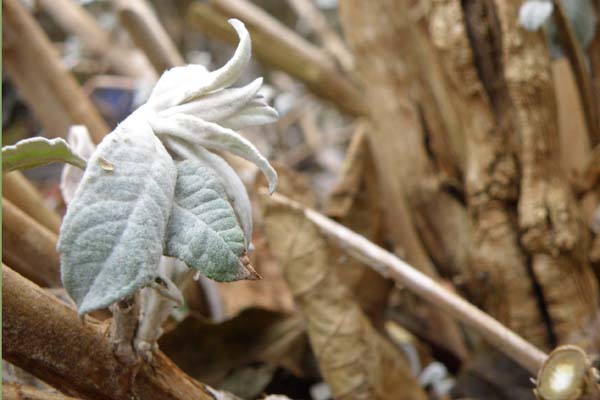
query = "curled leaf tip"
xmin=239 ymin=255 xmax=262 ymax=280
xmin=268 ymin=171 xmax=278 ymax=194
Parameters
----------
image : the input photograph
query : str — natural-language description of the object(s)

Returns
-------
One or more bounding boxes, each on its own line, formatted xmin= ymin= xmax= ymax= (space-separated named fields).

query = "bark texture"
xmin=338 ymin=0 xmax=470 ymax=361
xmin=428 ymin=0 xmax=549 ymax=348
xmin=494 ymin=0 xmax=599 ymax=349
xmin=1 ymin=265 xmax=219 ymax=400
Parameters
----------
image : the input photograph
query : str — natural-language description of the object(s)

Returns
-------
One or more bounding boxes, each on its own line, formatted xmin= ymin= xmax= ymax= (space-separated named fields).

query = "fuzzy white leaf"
xmin=148 ymin=19 xmax=250 ymax=110
xmin=164 ymin=160 xmax=259 ymax=282
xmin=147 ymin=65 xmax=210 ymax=110
xmin=184 ymin=19 xmax=251 ymax=100
xmin=219 ymin=99 xmax=279 ymax=130
xmin=2 ymin=136 xmax=86 ymax=172
xmin=151 ymin=114 xmax=278 ymax=193
xmin=166 ymin=138 xmax=254 ymax=247
xmin=58 ymin=119 xmax=177 ymax=314
xmin=158 ymin=78 xmax=263 ymax=123
xmin=61 ymin=125 xmax=97 ymax=205
xmin=519 ymin=0 xmax=553 ymax=31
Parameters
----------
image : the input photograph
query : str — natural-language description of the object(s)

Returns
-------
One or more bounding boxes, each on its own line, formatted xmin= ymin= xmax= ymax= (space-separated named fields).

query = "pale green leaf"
xmin=165 ymin=138 xmax=254 ymax=248
xmin=2 ymin=137 xmax=86 ymax=172
xmin=164 ymin=160 xmax=258 ymax=282
xmin=150 ymin=113 xmax=278 ymax=193
xmin=58 ymin=121 xmax=177 ymax=314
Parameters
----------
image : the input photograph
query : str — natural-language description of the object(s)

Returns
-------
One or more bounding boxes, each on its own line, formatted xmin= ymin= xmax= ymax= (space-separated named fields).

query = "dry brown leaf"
xmin=159 ymin=308 xmax=307 ymax=386
xmin=216 ymin=234 xmax=296 ymax=317
xmin=216 ymin=162 xmax=308 ymax=317
xmin=262 ymin=200 xmax=427 ymax=400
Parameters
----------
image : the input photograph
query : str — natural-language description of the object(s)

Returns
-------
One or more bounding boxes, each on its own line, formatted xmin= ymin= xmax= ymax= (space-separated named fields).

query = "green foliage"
xmin=165 ymin=160 xmax=251 ymax=282
xmin=2 ymin=137 xmax=86 ymax=172
xmin=58 ymin=124 xmax=177 ymax=314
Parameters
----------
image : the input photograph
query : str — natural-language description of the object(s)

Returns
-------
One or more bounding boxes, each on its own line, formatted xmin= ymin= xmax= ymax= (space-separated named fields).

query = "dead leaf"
xmin=262 ymin=200 xmax=427 ymax=400
xmin=159 ymin=308 xmax=307 ymax=386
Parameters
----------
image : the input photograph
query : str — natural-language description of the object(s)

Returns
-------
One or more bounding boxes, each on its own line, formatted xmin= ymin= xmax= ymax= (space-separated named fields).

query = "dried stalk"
xmin=3 ymin=0 xmax=109 ymax=143
xmin=37 ymin=0 xmax=155 ymax=81
xmin=551 ymin=0 xmax=600 ymax=146
xmin=338 ymin=0 xmax=469 ymax=281
xmin=2 ymin=198 xmax=61 ymax=287
xmin=2 ymin=171 xmax=62 ymax=234
xmin=262 ymin=189 xmax=548 ymax=375
xmin=3 ymin=383 xmax=80 ymax=400
xmin=398 ymin=1 xmax=466 ymax=180
xmin=494 ymin=0 xmax=600 ymax=348
xmin=285 ymin=0 xmax=355 ymax=72
xmin=187 ymin=0 xmax=366 ymax=116
xmin=117 ymin=0 xmax=184 ymax=73
xmin=338 ymin=0 xmax=470 ymax=360
xmin=429 ymin=0 xmax=550 ymax=348
xmin=109 ymin=297 xmax=141 ymax=367
xmin=2 ymin=265 xmax=217 ymax=400
xmin=581 ymin=144 xmax=600 ymax=192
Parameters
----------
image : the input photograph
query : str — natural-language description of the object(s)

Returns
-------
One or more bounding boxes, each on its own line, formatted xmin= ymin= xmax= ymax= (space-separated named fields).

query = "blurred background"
xmin=3 ymin=0 xmax=600 ymax=399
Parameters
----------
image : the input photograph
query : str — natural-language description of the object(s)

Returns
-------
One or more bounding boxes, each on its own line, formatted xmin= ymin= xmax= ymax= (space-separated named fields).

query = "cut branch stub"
xmin=535 ymin=345 xmax=600 ymax=400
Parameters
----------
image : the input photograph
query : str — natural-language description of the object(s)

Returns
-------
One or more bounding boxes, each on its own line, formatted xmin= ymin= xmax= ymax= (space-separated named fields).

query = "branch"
xmin=285 ymin=0 xmax=355 ymax=72
xmin=2 ymin=198 xmax=61 ymax=287
xmin=3 ymin=0 xmax=109 ymax=143
xmin=552 ymin=0 xmax=600 ymax=146
xmin=261 ymin=189 xmax=549 ymax=375
xmin=37 ymin=0 xmax=155 ymax=81
xmin=2 ymin=171 xmax=62 ymax=234
xmin=2 ymin=265 xmax=218 ymax=400
xmin=116 ymin=0 xmax=184 ymax=73
xmin=3 ymin=383 xmax=80 ymax=400
xmin=494 ymin=0 xmax=600 ymax=347
xmin=187 ymin=0 xmax=366 ymax=116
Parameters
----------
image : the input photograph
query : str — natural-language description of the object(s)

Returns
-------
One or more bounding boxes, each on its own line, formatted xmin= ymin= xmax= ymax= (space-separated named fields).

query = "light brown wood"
xmin=3 ymin=0 xmax=110 ymax=144
xmin=285 ymin=0 xmax=354 ymax=72
xmin=430 ymin=0 xmax=550 ymax=349
xmin=338 ymin=0 xmax=469 ymax=360
xmin=551 ymin=0 xmax=600 ymax=147
xmin=2 ymin=171 xmax=62 ymax=234
xmin=117 ymin=0 xmax=184 ymax=73
xmin=37 ymin=0 xmax=155 ymax=81
xmin=187 ymin=0 xmax=366 ymax=116
xmin=494 ymin=0 xmax=600 ymax=349
xmin=3 ymin=383 xmax=81 ymax=400
xmin=262 ymin=190 xmax=548 ymax=375
xmin=2 ymin=265 xmax=217 ymax=400
xmin=2 ymin=198 xmax=61 ymax=287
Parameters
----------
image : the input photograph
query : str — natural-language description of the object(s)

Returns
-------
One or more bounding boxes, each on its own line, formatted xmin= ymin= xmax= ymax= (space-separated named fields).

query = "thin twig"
xmin=552 ymin=0 xmax=600 ymax=146
xmin=37 ymin=0 xmax=156 ymax=81
xmin=285 ymin=0 xmax=355 ymax=72
xmin=261 ymin=189 xmax=549 ymax=374
xmin=117 ymin=0 xmax=184 ymax=73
